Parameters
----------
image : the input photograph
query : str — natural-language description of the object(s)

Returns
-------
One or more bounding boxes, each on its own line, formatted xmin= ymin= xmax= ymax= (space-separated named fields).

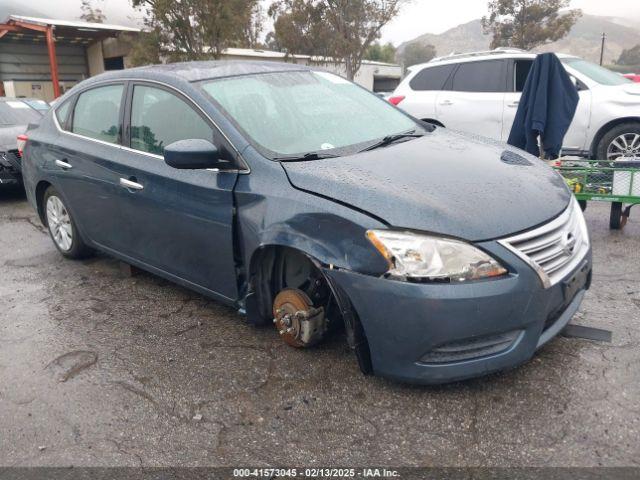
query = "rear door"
xmin=397 ymin=64 xmax=456 ymax=121
xmin=114 ymin=82 xmax=239 ymax=300
xmin=436 ymin=59 xmax=507 ymax=140
xmin=50 ymin=83 xmax=130 ymax=250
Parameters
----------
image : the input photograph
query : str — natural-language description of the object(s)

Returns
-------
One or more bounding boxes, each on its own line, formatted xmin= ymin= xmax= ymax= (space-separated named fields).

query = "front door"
xmin=436 ymin=59 xmax=507 ymax=140
xmin=115 ymin=83 xmax=239 ymax=300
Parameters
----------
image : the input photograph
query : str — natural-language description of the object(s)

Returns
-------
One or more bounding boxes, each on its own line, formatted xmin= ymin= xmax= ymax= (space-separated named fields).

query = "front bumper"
xmin=325 ymin=242 xmax=592 ymax=384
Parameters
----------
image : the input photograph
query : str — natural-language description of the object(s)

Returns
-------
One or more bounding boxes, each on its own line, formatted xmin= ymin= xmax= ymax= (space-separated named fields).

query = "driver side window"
xmin=130 ymin=85 xmax=213 ymax=156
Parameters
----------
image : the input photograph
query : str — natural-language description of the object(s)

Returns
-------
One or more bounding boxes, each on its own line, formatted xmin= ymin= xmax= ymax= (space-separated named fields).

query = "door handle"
xmin=119 ymin=177 xmax=144 ymax=191
xmin=55 ymin=159 xmax=72 ymax=169
xmin=508 ymin=101 xmax=520 ymax=108
xmin=440 ymin=100 xmax=453 ymax=106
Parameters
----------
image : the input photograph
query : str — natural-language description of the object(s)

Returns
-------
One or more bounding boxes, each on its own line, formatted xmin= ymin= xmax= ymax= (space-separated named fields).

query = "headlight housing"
xmin=366 ymin=230 xmax=507 ymax=282
xmin=572 ymin=196 xmax=590 ymax=249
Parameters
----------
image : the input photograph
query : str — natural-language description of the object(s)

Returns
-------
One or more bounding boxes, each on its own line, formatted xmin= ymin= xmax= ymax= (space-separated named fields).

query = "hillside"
xmin=398 ymin=14 xmax=640 ymax=65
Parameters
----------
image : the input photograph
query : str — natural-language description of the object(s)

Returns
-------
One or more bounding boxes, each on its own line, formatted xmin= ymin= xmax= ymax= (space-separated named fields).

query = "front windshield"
xmin=200 ymin=70 xmax=419 ymax=157
xmin=0 ymin=101 xmax=43 ymax=125
xmin=562 ymin=58 xmax=632 ymax=86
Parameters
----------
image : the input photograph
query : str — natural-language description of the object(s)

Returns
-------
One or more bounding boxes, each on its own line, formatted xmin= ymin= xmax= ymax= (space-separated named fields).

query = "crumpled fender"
xmin=234 ymin=150 xmax=389 ymax=278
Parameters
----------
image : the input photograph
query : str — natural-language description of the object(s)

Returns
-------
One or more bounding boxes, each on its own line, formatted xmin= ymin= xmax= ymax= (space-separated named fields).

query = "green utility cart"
xmin=553 ymin=159 xmax=640 ymax=230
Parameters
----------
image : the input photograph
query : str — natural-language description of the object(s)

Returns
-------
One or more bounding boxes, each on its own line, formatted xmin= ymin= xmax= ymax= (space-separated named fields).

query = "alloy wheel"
xmin=46 ymin=195 xmax=73 ymax=251
xmin=607 ymin=133 xmax=640 ymax=160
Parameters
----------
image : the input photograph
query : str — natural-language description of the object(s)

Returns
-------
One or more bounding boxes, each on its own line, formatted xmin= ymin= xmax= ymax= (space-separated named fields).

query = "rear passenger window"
xmin=410 ymin=65 xmax=455 ymax=91
xmin=451 ymin=60 xmax=506 ymax=93
xmin=72 ymin=84 xmax=123 ymax=143
xmin=514 ymin=60 xmax=534 ymax=92
xmin=130 ymin=85 xmax=213 ymax=156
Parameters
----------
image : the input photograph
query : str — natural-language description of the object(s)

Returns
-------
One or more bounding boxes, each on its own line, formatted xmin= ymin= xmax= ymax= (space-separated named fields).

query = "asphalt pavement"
xmin=1 ymin=186 xmax=638 ymax=467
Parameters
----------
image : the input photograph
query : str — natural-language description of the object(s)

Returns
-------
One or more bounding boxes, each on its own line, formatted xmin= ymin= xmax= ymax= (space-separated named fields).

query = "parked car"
xmin=0 ymin=97 xmax=49 ymax=185
xmin=623 ymin=73 xmax=640 ymax=83
xmin=391 ymin=49 xmax=640 ymax=160
xmin=21 ymin=62 xmax=591 ymax=384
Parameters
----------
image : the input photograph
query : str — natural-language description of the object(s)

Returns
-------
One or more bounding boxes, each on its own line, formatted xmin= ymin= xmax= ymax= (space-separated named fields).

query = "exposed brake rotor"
xmin=273 ymin=288 xmax=326 ymax=348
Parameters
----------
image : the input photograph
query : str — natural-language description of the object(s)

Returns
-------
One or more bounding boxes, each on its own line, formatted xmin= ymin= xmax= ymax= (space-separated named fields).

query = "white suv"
xmin=391 ymin=49 xmax=640 ymax=159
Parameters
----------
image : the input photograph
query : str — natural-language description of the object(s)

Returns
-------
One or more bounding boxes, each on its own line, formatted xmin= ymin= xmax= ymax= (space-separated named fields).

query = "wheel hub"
xmin=272 ymin=288 xmax=326 ymax=348
xmin=46 ymin=196 xmax=73 ymax=251
xmin=607 ymin=133 xmax=640 ymax=160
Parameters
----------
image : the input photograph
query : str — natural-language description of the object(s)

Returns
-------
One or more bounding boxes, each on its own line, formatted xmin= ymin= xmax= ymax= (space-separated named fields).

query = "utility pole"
xmin=599 ymin=32 xmax=606 ymax=66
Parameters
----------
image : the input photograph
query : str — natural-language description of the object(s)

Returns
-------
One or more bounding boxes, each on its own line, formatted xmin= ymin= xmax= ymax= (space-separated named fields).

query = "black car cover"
xmin=507 ymin=53 xmax=579 ymax=159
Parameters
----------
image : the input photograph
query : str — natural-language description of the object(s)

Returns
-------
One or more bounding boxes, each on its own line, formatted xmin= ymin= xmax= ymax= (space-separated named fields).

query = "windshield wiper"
xmin=359 ymin=130 xmax=424 ymax=152
xmin=273 ymin=152 xmax=340 ymax=162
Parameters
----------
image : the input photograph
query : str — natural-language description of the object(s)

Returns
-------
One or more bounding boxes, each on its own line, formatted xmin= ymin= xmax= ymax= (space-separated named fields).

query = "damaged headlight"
xmin=366 ymin=230 xmax=507 ymax=282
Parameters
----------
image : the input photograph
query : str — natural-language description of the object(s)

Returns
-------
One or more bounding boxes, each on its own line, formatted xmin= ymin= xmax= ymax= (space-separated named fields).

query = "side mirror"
xmin=164 ymin=139 xmax=231 ymax=170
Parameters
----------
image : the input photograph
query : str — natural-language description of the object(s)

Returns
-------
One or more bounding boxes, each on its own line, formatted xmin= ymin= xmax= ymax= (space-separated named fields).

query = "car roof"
xmin=87 ymin=60 xmax=312 ymax=84
xmin=408 ymin=50 xmax=579 ymax=71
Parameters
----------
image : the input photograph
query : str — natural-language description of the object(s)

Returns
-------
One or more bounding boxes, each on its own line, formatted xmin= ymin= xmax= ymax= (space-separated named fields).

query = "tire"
xmin=610 ymin=202 xmax=623 ymax=230
xmin=43 ymin=186 xmax=93 ymax=259
xmin=578 ymin=200 xmax=587 ymax=212
xmin=596 ymin=122 xmax=640 ymax=161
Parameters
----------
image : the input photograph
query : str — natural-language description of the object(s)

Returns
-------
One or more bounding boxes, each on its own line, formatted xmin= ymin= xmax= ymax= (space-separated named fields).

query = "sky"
xmin=381 ymin=0 xmax=640 ymax=45
xmin=8 ymin=0 xmax=640 ymax=46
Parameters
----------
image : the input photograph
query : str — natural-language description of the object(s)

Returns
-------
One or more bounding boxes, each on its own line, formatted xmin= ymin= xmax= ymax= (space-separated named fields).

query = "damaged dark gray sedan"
xmin=20 ymin=62 xmax=591 ymax=384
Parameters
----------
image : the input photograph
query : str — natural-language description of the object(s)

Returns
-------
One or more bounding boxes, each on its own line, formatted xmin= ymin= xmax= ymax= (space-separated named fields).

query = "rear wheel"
xmin=43 ymin=186 xmax=93 ymax=258
xmin=596 ymin=123 xmax=640 ymax=161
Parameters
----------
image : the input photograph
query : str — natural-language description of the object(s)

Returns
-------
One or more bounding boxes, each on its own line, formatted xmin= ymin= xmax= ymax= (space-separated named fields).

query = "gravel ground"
xmin=1 ymin=186 xmax=638 ymax=467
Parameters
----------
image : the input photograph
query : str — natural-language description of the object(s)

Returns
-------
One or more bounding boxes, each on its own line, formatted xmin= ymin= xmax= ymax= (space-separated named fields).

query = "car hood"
xmin=0 ymin=125 xmax=26 ymax=151
xmin=282 ymin=128 xmax=571 ymax=241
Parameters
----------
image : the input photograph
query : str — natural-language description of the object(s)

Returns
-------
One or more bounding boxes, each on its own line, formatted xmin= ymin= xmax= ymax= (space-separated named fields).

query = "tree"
xmin=267 ymin=0 xmax=334 ymax=58
xmin=270 ymin=0 xmax=406 ymax=80
xmin=80 ymin=0 xmax=105 ymax=23
xmin=123 ymin=31 xmax=163 ymax=67
xmin=481 ymin=0 xmax=581 ymax=51
xmin=400 ymin=42 xmax=436 ymax=67
xmin=129 ymin=0 xmax=263 ymax=65
xmin=325 ymin=0 xmax=405 ymax=79
xmin=243 ymin=2 xmax=265 ymax=49
xmin=264 ymin=31 xmax=283 ymax=52
xmin=365 ymin=42 xmax=396 ymax=63
xmin=618 ymin=45 xmax=640 ymax=66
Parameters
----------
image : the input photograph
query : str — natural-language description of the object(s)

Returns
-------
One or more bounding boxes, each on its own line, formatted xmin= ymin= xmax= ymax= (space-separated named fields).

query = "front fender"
xmin=248 ymin=212 xmax=387 ymax=274
xmin=234 ymin=154 xmax=389 ymax=277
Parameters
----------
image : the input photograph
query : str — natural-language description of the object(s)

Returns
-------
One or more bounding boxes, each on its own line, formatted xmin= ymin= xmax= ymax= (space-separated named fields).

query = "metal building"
xmin=0 ymin=15 xmax=139 ymax=101
xmin=0 ymin=15 xmax=401 ymax=101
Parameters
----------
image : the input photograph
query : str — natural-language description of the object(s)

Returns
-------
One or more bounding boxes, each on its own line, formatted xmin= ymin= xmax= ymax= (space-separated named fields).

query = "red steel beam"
xmin=10 ymin=20 xmax=48 ymax=32
xmin=45 ymin=25 xmax=61 ymax=98
xmin=0 ymin=24 xmax=23 ymax=33
xmin=2 ymin=21 xmax=62 ymax=98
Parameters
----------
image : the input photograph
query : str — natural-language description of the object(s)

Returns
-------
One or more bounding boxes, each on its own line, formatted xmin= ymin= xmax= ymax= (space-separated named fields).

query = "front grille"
xmin=499 ymin=200 xmax=589 ymax=288
xmin=419 ymin=330 xmax=523 ymax=364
